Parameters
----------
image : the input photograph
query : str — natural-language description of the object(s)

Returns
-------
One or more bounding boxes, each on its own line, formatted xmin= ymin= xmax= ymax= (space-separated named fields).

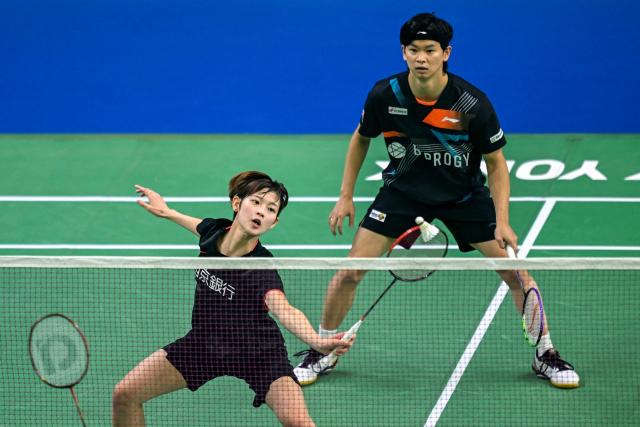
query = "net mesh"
xmin=1 ymin=256 xmax=638 ymax=426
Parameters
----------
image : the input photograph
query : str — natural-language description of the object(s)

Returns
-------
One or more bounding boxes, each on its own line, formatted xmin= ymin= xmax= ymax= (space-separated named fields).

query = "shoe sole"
xmin=550 ymin=381 xmax=580 ymax=389
xmin=295 ymin=364 xmax=337 ymax=387
xmin=298 ymin=377 xmax=318 ymax=386
xmin=532 ymin=365 xmax=580 ymax=389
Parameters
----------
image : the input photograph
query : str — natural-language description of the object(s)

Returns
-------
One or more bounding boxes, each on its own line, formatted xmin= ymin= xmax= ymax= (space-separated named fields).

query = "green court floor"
xmin=1 ymin=134 xmax=639 ymax=426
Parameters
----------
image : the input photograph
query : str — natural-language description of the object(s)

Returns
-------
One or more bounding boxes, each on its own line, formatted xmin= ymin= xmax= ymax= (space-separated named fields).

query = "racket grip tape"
xmin=506 ymin=245 xmax=517 ymax=259
xmin=324 ymin=320 xmax=362 ymax=364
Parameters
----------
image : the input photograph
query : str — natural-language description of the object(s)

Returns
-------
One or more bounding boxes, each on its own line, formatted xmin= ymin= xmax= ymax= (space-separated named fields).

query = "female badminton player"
xmin=112 ymin=171 xmax=352 ymax=427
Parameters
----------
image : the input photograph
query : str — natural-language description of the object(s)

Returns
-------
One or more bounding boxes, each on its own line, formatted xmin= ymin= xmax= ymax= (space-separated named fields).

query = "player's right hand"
xmin=134 ymin=184 xmax=172 ymax=218
xmin=328 ymin=197 xmax=355 ymax=236
xmin=314 ymin=332 xmax=355 ymax=356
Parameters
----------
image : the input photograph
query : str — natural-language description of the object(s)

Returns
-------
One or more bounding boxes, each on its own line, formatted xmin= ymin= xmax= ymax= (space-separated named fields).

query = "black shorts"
xmin=164 ymin=331 xmax=298 ymax=407
xmin=360 ymin=186 xmax=497 ymax=252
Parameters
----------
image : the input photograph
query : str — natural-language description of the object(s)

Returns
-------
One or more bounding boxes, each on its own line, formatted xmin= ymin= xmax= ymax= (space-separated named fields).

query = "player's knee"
xmin=498 ymin=270 xmax=521 ymax=290
xmin=112 ymin=380 xmax=142 ymax=407
xmin=337 ymin=269 xmax=367 ymax=287
xmin=278 ymin=411 xmax=315 ymax=427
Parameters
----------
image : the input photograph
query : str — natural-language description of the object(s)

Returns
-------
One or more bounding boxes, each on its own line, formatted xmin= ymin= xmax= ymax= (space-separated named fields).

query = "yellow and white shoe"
xmin=532 ymin=349 xmax=580 ymax=388
xmin=293 ymin=348 xmax=338 ymax=386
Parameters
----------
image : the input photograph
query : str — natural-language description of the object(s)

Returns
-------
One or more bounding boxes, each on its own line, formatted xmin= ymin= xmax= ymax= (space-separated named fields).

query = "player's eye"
xmin=268 ymin=207 xmax=276 ymax=214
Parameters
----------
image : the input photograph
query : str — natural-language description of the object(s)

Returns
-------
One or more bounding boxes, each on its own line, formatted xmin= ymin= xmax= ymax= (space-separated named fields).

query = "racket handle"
xmin=342 ymin=319 xmax=363 ymax=342
xmin=324 ymin=320 xmax=362 ymax=365
xmin=507 ymin=245 xmax=528 ymax=292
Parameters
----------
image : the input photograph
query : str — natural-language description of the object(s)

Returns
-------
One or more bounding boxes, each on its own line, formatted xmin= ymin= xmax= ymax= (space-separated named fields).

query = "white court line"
xmin=0 ymin=196 xmax=374 ymax=203
xmin=1 ymin=243 xmax=640 ymax=252
xmin=0 ymin=244 xmax=353 ymax=250
xmin=533 ymin=245 xmax=640 ymax=251
xmin=1 ymin=196 xmax=640 ymax=203
xmin=424 ymin=199 xmax=557 ymax=427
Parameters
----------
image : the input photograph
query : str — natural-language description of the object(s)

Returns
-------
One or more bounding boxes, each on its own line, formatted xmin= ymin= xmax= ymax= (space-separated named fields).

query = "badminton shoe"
xmin=293 ymin=348 xmax=337 ymax=386
xmin=532 ymin=349 xmax=580 ymax=388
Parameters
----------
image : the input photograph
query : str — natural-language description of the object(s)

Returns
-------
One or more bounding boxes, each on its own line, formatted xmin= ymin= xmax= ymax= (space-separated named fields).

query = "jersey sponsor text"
xmin=196 ymin=269 xmax=236 ymax=300
xmin=413 ymin=145 xmax=470 ymax=168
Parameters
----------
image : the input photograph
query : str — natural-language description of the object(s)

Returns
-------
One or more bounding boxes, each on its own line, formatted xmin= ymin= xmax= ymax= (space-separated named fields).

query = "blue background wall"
xmin=2 ymin=0 xmax=639 ymax=133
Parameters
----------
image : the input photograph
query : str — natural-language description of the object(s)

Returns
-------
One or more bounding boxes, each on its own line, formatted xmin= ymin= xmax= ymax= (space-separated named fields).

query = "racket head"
xmin=29 ymin=314 xmax=89 ymax=388
xmin=522 ymin=288 xmax=545 ymax=347
xmin=386 ymin=223 xmax=448 ymax=281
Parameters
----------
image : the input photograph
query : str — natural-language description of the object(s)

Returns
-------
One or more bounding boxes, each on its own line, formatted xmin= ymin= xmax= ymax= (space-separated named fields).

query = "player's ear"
xmin=231 ymin=195 xmax=241 ymax=213
xmin=269 ymin=217 xmax=279 ymax=230
xmin=443 ymin=44 xmax=452 ymax=61
xmin=401 ymin=44 xmax=407 ymax=61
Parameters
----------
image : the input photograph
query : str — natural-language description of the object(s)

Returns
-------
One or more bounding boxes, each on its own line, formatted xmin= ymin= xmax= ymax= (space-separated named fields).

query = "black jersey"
xmin=359 ymin=71 xmax=507 ymax=206
xmin=190 ymin=218 xmax=285 ymax=351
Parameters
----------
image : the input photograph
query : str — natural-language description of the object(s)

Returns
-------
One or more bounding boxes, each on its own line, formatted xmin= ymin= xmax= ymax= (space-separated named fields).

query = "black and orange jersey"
xmin=359 ymin=71 xmax=506 ymax=206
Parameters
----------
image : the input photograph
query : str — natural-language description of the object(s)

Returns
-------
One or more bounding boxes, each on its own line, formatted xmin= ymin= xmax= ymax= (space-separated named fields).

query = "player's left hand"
xmin=134 ymin=184 xmax=173 ymax=218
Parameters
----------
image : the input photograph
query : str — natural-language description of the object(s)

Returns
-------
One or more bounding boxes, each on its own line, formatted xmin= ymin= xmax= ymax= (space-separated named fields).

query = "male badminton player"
xmin=294 ymin=13 xmax=579 ymax=389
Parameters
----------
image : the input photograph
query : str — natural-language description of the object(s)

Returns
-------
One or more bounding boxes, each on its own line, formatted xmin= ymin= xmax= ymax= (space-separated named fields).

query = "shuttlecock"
xmin=415 ymin=216 xmax=439 ymax=242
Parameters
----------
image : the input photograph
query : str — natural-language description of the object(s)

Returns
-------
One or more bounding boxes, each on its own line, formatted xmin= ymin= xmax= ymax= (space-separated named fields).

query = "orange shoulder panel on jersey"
xmin=422 ymin=109 xmax=467 ymax=131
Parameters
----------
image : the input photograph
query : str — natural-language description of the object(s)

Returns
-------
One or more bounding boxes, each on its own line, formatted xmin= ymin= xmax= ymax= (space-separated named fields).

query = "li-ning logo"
xmin=442 ymin=116 xmax=460 ymax=123
xmin=196 ymin=269 xmax=236 ymax=300
xmin=388 ymin=106 xmax=408 ymax=116
xmin=369 ymin=209 xmax=386 ymax=222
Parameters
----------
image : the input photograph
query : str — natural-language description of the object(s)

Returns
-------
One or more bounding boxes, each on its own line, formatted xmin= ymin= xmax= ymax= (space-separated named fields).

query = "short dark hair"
xmin=228 ymin=171 xmax=289 ymax=215
xmin=400 ymin=13 xmax=453 ymax=50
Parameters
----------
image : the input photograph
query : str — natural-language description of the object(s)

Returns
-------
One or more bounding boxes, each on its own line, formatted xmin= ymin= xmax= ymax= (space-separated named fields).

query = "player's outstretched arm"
xmin=265 ymin=290 xmax=353 ymax=355
xmin=134 ymin=184 xmax=202 ymax=236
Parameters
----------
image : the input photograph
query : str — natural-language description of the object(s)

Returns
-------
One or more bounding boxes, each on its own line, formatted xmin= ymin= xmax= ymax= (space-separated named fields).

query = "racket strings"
xmin=30 ymin=315 xmax=89 ymax=387
xmin=524 ymin=299 xmax=541 ymax=333
xmin=388 ymin=229 xmax=448 ymax=282
xmin=522 ymin=289 xmax=544 ymax=345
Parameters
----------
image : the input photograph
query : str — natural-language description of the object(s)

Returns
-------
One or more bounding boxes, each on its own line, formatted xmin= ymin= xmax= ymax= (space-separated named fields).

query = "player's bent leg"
xmin=265 ymin=376 xmax=315 ymax=427
xmin=472 ymin=240 xmax=533 ymax=317
xmin=112 ymin=349 xmax=187 ymax=427
xmin=472 ymin=240 xmax=580 ymax=389
xmin=294 ymin=227 xmax=394 ymax=386
xmin=321 ymin=227 xmax=396 ymax=329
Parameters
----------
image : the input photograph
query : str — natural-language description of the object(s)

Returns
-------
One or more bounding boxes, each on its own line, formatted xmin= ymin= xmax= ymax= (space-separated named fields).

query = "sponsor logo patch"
xmin=369 ymin=209 xmax=387 ymax=222
xmin=387 ymin=142 xmax=406 ymax=159
xmin=388 ymin=106 xmax=408 ymax=116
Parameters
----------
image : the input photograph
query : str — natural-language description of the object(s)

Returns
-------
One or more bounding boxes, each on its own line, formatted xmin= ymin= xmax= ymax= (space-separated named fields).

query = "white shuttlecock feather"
xmin=415 ymin=216 xmax=439 ymax=242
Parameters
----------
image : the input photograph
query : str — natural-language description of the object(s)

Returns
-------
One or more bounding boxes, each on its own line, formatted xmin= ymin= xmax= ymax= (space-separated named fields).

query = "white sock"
xmin=319 ymin=326 xmax=337 ymax=339
xmin=537 ymin=334 xmax=554 ymax=355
